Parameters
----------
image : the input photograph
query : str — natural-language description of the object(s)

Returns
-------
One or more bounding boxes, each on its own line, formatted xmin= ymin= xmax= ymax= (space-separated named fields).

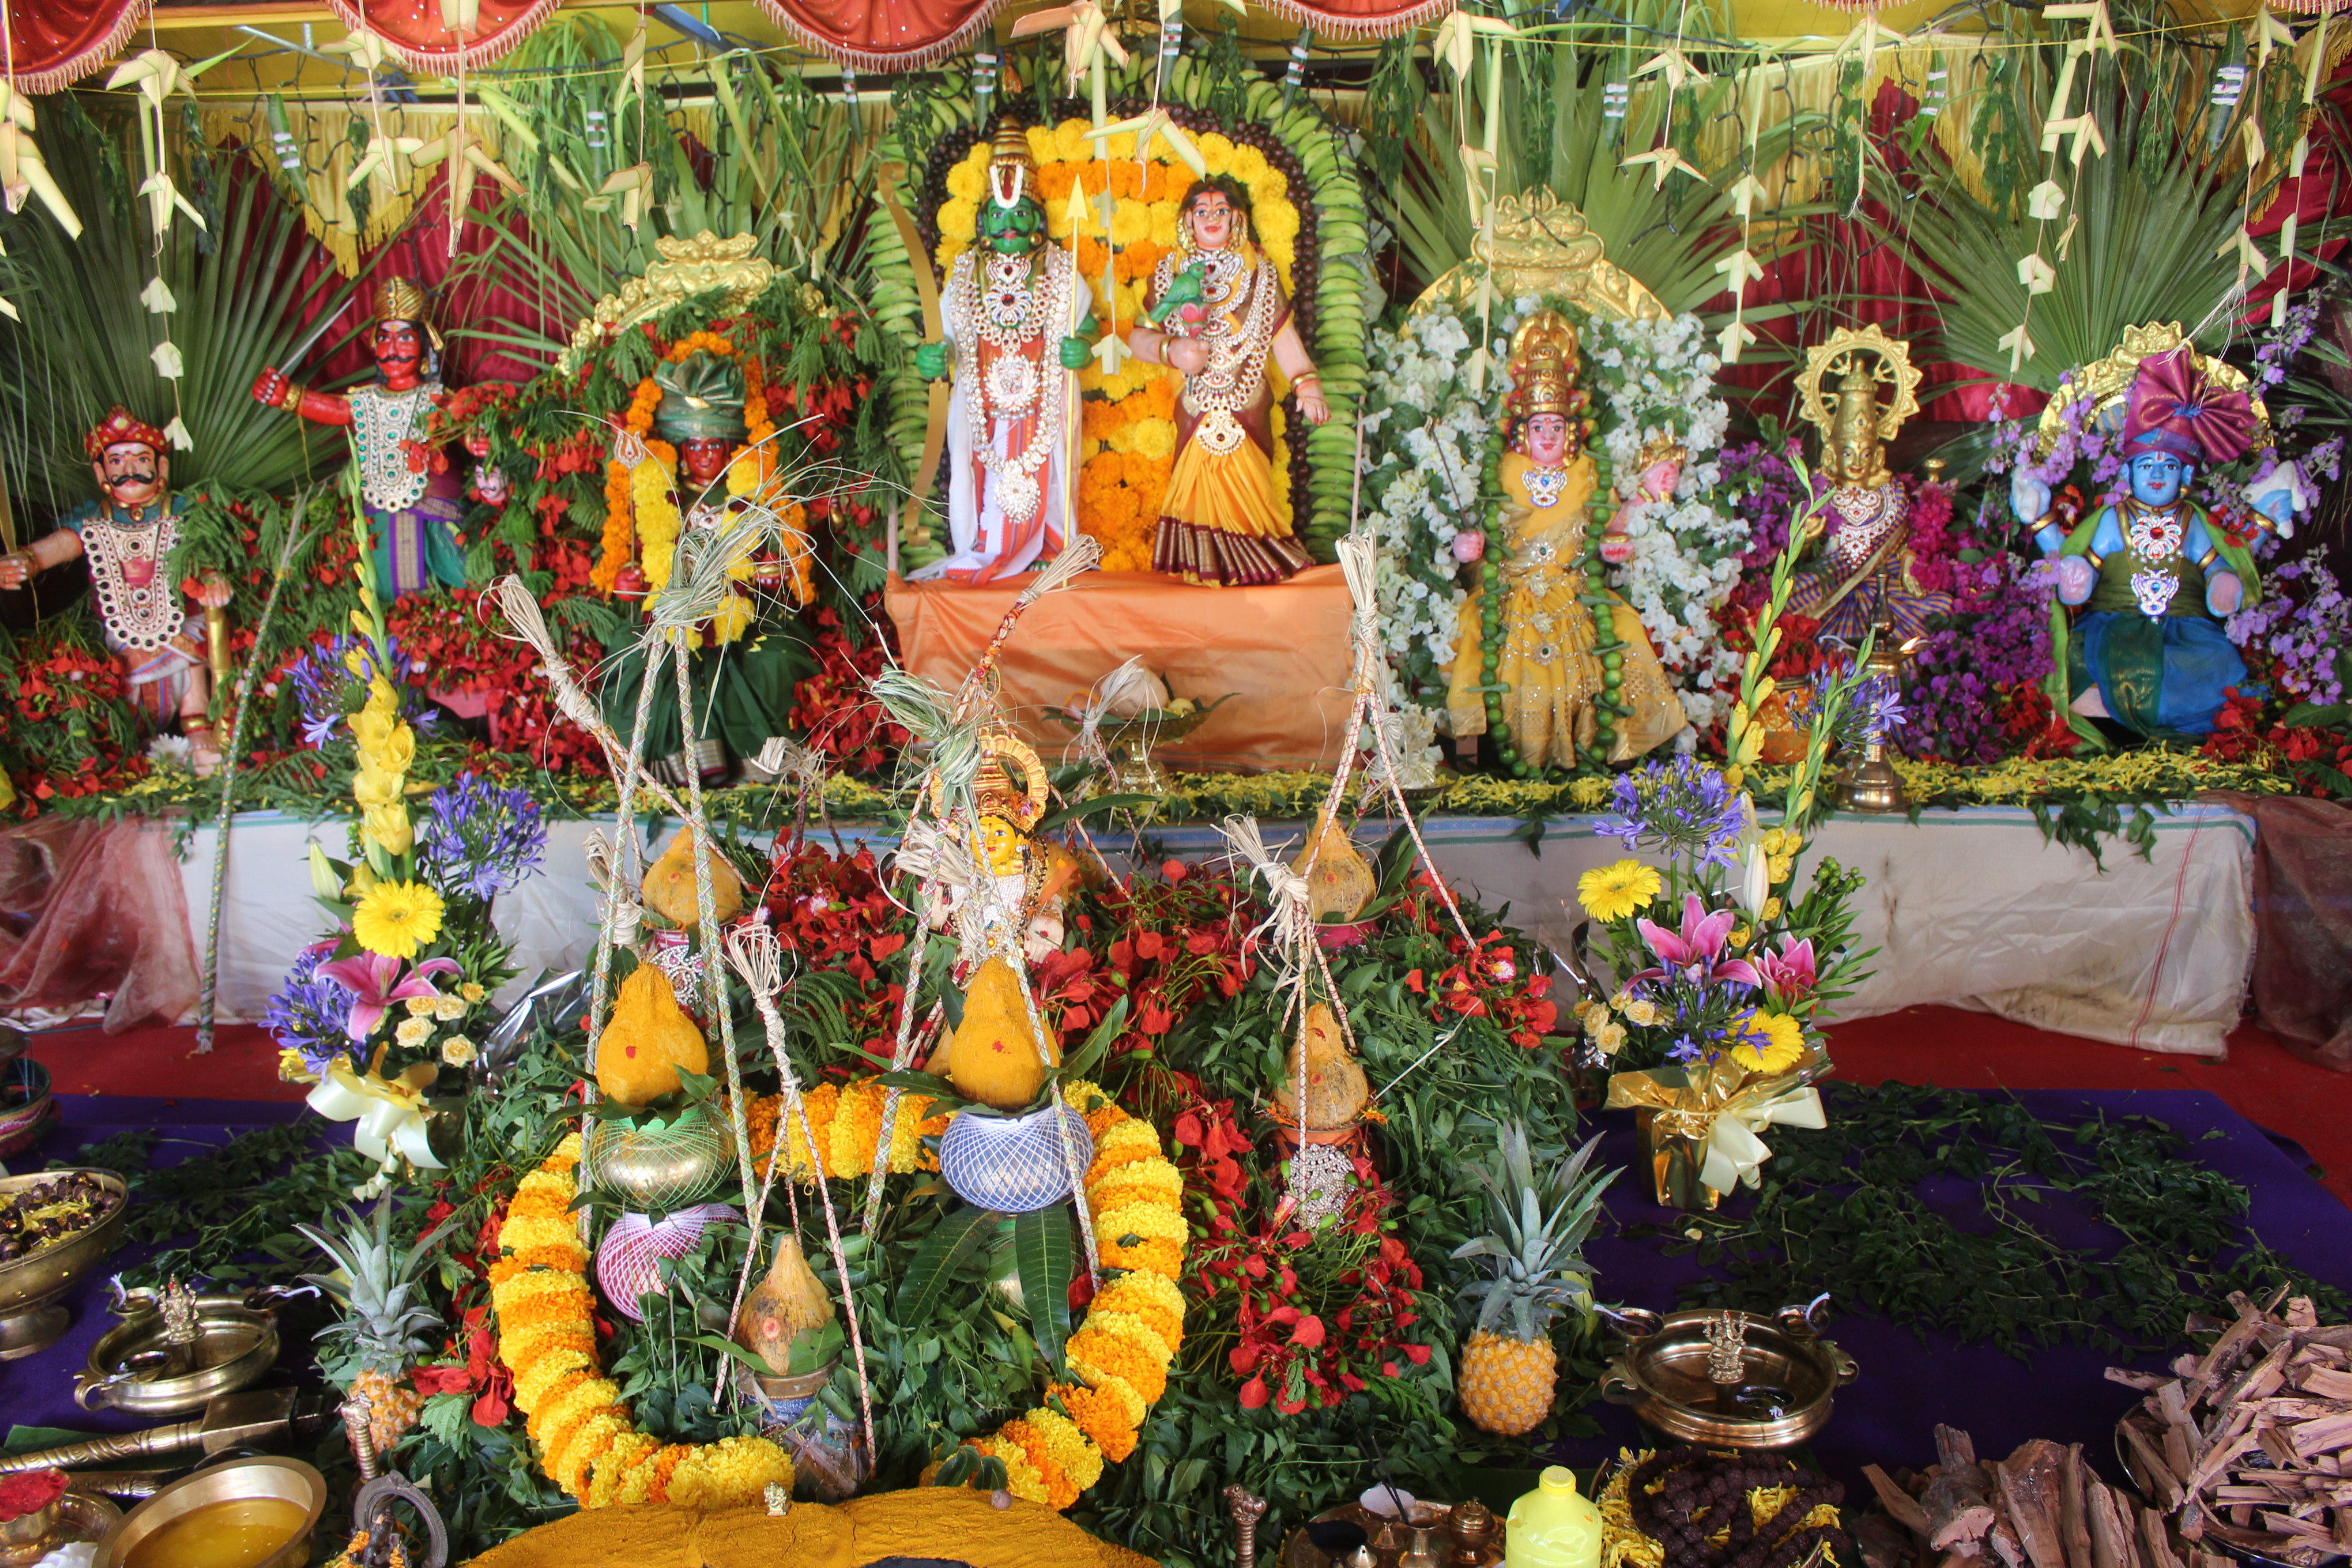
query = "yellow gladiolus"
xmin=363 ymin=802 xmax=414 ymax=856
xmin=351 ymin=706 xmax=397 ymax=753
xmin=353 ymin=766 xmax=404 ymax=808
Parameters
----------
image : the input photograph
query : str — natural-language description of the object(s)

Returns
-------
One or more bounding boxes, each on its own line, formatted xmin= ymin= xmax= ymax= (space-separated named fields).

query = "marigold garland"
xmin=489 ymin=1134 xmax=796 ymax=1509
xmin=935 ymin=120 xmax=1303 ymax=573
xmin=957 ymin=1077 xmax=1189 ymax=1510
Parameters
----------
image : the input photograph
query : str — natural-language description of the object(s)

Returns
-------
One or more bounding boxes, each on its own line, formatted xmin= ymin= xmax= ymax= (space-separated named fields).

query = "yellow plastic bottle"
xmin=1505 ymin=1466 xmax=1604 ymax=1568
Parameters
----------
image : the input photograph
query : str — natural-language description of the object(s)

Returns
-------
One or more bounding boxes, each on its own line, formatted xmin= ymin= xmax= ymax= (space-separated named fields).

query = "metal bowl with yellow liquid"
xmin=100 ymin=1457 xmax=326 ymax=1568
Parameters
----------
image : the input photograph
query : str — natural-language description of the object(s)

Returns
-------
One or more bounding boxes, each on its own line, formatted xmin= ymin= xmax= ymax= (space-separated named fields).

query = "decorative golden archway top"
xmin=1416 ymin=190 xmax=1668 ymax=323
xmin=558 ymin=232 xmax=777 ymax=375
xmin=1796 ymin=326 xmax=1923 ymax=448
xmin=2033 ymin=321 xmax=2274 ymax=459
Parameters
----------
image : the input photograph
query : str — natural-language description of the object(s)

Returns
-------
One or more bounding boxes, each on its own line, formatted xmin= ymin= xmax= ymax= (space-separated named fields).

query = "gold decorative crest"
xmin=1415 ymin=190 xmax=1667 ymax=323
xmin=1795 ymin=326 xmax=1922 ymax=446
xmin=557 ymin=232 xmax=777 ymax=374
xmin=2032 ymin=321 xmax=2272 ymax=459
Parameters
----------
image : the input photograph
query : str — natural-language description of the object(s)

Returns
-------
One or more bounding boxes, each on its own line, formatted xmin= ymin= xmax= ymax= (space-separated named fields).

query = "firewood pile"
xmin=1850 ymin=1425 xmax=2208 ymax=1568
xmin=2110 ymin=1291 xmax=2352 ymax=1567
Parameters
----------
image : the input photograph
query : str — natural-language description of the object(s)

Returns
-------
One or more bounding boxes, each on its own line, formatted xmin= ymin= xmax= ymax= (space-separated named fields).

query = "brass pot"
xmin=77 ymin=1296 xmax=280 ymax=1418
xmin=0 ymin=1169 xmax=129 ymax=1362
xmin=584 ymin=1106 xmax=737 ymax=1211
xmin=1599 ymin=1304 xmax=1857 ymax=1450
xmin=99 ymin=1456 xmax=325 ymax=1568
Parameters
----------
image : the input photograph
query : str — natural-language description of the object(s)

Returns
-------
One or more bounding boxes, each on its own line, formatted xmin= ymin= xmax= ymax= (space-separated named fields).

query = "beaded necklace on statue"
xmin=348 ymin=382 xmax=438 ymax=514
xmin=2123 ymin=501 xmax=2187 ymax=619
xmin=946 ymin=246 xmax=1074 ymax=527
xmin=81 ymin=501 xmax=184 ymax=652
xmin=1156 ymin=248 xmax=1278 ymax=457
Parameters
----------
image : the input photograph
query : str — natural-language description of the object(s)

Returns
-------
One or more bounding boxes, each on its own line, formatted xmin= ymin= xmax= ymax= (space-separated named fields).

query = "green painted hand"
xmin=915 ymin=342 xmax=947 ymax=380
xmin=1058 ymin=335 xmax=1092 ymax=370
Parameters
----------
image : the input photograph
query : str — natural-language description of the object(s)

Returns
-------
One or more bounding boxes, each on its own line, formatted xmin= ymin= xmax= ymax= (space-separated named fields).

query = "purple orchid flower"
xmin=316 ymin=951 xmax=461 ymax=1043
xmin=1631 ymin=895 xmax=1763 ymax=991
xmin=1754 ymin=938 xmax=1818 ymax=1004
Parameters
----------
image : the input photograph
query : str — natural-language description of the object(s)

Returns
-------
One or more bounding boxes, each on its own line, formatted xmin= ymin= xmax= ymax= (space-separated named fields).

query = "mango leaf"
xmin=1013 ymin=1205 xmax=1075 ymax=1370
xmin=1032 ymin=792 xmax=1159 ymax=834
xmin=896 ymin=1203 xmax=998 ymax=1325
xmin=1060 ymin=996 xmax=1130 ymax=1082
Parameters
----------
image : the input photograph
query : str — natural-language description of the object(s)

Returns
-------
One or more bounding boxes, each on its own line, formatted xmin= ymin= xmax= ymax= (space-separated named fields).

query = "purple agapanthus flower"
xmin=416 ymin=773 xmax=548 ymax=902
xmin=286 ymin=634 xmax=440 ymax=750
xmin=1592 ymin=755 xmax=1747 ymax=870
xmin=263 ymin=941 xmax=357 ymax=1078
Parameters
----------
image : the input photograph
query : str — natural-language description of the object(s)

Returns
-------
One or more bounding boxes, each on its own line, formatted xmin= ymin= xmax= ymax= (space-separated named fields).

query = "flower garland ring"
xmin=490 ymin=1134 xmax=796 ymax=1508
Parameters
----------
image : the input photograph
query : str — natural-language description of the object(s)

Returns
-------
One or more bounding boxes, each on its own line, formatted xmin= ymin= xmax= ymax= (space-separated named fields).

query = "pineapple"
xmin=298 ymin=1199 xmax=448 ymax=1455
xmin=1452 ymin=1125 xmax=1614 ymax=1437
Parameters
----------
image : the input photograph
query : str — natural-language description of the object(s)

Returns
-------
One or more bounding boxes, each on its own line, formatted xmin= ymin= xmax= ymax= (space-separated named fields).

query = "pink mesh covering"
xmin=2214 ymin=791 xmax=2352 ymax=1071
xmin=0 ymin=817 xmax=199 ymax=1033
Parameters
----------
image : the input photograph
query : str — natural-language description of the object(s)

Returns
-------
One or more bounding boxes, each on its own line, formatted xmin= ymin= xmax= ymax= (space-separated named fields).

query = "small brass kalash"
xmin=1598 ymin=1297 xmax=1858 ymax=1451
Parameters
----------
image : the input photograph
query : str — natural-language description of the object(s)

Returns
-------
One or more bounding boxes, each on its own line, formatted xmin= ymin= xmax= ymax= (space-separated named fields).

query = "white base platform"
xmin=179 ymin=802 xmax=2257 ymax=1058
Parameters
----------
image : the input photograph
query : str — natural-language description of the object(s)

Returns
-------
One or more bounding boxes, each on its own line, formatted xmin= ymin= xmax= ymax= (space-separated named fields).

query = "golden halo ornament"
xmin=1795 ymin=325 xmax=1923 ymax=448
xmin=2031 ymin=321 xmax=2275 ymax=462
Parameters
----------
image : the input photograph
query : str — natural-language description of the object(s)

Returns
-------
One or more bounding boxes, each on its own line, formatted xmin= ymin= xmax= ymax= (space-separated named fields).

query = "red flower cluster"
xmin=787 ymin=603 xmax=910 ymax=777
xmin=760 ymin=840 xmax=915 ymax=1062
xmin=2204 ymin=684 xmax=2352 ymax=789
xmin=1399 ymin=879 xmax=1558 ymax=1049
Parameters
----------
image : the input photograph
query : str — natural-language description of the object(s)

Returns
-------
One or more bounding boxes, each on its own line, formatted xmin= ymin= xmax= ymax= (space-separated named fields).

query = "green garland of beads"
xmin=1583 ymin=436 xmax=1622 ymax=765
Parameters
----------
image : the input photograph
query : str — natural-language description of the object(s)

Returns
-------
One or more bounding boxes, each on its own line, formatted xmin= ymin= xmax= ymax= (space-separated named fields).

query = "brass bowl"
xmin=1600 ymin=1307 xmax=1858 ymax=1450
xmin=0 ymin=1491 xmax=122 ymax=1568
xmin=99 ymin=1456 xmax=325 ymax=1568
xmin=585 ymin=1107 xmax=737 ymax=1212
xmin=77 ymin=1297 xmax=281 ymax=1418
xmin=0 ymin=1169 xmax=130 ymax=1362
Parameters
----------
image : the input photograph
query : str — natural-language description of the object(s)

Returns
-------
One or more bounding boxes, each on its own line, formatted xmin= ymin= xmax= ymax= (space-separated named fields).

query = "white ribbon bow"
xmin=1698 ymin=1081 xmax=1826 ymax=1194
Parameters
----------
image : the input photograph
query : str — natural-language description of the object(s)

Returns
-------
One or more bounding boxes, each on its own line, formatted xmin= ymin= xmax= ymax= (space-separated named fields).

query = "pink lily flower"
xmin=317 ymin=951 xmax=462 ymax=1043
xmin=1631 ymin=895 xmax=1763 ymax=990
xmin=1754 ymin=938 xmax=1818 ymax=1004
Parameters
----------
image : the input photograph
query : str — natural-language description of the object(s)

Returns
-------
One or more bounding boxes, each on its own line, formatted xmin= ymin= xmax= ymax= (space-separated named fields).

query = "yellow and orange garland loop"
xmin=592 ymin=329 xmax=784 ymax=598
xmin=493 ymin=1077 xmax=1186 ymax=1513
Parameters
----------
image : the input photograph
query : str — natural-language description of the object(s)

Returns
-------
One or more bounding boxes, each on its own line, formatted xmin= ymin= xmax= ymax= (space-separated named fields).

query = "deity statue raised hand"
xmin=911 ymin=121 xmax=1094 ymax=587
xmin=250 ymin=278 xmax=472 ymax=602
xmin=1786 ymin=327 xmax=1954 ymax=645
xmin=0 ymin=407 xmax=229 ymax=772
xmin=1444 ymin=311 xmax=1684 ymax=768
xmin=1126 ymin=174 xmax=1330 ymax=586
xmin=2010 ymin=345 xmax=2304 ymax=741
xmin=599 ymin=350 xmax=817 ymax=785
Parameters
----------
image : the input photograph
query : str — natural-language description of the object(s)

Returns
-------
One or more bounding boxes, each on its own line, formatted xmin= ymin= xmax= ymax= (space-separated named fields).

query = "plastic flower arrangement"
xmin=263 ymin=491 xmax=540 ymax=1179
xmin=1571 ymin=478 xmax=1880 ymax=1207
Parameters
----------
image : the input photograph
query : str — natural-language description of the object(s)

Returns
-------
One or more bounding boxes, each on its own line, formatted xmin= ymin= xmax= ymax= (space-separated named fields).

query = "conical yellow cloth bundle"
xmin=942 ymin=956 xmax=1060 ymax=1111
xmin=735 ymin=1236 xmax=836 ymax=1375
xmin=597 ymin=963 xmax=709 ymax=1107
xmin=1274 ymin=1002 xmax=1370 ymax=1133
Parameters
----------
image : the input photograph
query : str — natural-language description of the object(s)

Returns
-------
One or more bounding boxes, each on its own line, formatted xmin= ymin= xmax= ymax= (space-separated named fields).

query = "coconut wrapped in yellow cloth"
xmin=940 ymin=956 xmax=1061 ymax=1111
xmin=598 ymin=964 xmax=708 ymax=1107
xmin=466 ymin=1486 xmax=1162 ymax=1567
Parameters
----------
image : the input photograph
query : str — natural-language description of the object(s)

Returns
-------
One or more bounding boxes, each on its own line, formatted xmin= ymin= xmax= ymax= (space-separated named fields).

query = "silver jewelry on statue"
xmin=2125 ymin=505 xmax=2186 ymax=619
xmin=1525 ymin=465 xmax=1570 ymax=510
xmin=1287 ymin=1141 xmax=1354 ymax=1230
xmin=945 ymin=246 xmax=1075 ymax=529
xmin=81 ymin=504 xmax=185 ymax=652
xmin=349 ymin=382 xmax=438 ymax=513
xmin=1154 ymin=248 xmax=1280 ymax=446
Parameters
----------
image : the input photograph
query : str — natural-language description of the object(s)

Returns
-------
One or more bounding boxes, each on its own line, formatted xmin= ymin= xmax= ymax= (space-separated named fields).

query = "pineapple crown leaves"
xmin=295 ymin=1196 xmax=457 ymax=1371
xmin=1450 ymin=1125 xmax=1616 ymax=1342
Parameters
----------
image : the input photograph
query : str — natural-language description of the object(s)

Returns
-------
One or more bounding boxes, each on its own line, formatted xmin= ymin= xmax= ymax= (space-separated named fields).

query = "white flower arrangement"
xmin=1356 ymin=295 xmax=1742 ymax=736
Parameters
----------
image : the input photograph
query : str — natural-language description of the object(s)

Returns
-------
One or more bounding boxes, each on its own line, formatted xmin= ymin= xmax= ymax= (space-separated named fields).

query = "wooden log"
xmin=1940 ymin=1426 xmax=1982 ymax=1473
xmin=2121 ymin=1419 xmax=2185 ymax=1511
xmin=1925 ymin=1475 xmax=2000 ymax=1552
xmin=1997 ymin=1443 xmax=2072 ymax=1568
xmin=2085 ymin=1482 xmax=2125 ymax=1568
xmin=2138 ymin=1506 xmax=2187 ymax=1568
xmin=1987 ymin=1521 xmax=2026 ymax=1568
xmin=1866 ymin=1465 xmax=1932 ymax=1537
xmin=1859 ymin=1509 xmax=1919 ymax=1568
xmin=2107 ymin=1370 xmax=2169 ymax=1393
xmin=2059 ymin=1446 xmax=2097 ymax=1568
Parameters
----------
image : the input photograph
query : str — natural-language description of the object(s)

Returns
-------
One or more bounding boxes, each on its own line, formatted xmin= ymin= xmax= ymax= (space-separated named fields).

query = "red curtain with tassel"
xmin=0 ymin=0 xmax=146 ymax=94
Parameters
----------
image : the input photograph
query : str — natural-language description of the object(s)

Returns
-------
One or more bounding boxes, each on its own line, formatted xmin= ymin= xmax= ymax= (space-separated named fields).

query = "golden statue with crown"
xmin=1445 ymin=310 xmax=1684 ymax=768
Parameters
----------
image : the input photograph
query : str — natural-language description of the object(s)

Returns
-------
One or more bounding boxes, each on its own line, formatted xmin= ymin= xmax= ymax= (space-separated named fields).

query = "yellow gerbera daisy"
xmin=1577 ymin=859 xmax=1663 ymax=923
xmin=353 ymin=880 xmax=446 ymax=960
xmin=1729 ymin=1011 xmax=1808 ymax=1075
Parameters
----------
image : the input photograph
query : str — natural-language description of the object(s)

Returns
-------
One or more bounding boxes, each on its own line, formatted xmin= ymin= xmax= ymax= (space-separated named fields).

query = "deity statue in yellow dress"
xmin=1446 ymin=312 xmax=1684 ymax=769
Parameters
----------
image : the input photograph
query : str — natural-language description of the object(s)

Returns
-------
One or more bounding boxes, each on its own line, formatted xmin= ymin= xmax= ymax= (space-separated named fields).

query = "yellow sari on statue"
xmin=1447 ymin=452 xmax=1684 ymax=767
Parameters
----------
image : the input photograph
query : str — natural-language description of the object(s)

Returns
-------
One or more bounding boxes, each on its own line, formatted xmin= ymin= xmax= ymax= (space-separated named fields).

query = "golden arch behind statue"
xmin=1412 ymin=190 xmax=1669 ymax=323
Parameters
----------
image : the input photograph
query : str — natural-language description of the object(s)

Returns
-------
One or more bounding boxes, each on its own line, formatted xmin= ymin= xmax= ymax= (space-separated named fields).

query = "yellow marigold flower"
xmin=1096 ymin=1268 xmax=1184 ymax=1321
xmin=1092 ymin=1198 xmax=1186 ymax=1247
xmin=1026 ymin=1407 xmax=1104 ymax=1494
xmin=774 ymin=1083 xmax=838 ymax=1181
xmin=353 ymin=880 xmax=445 ymax=960
xmin=1085 ymin=1307 xmax=1174 ymax=1366
xmin=827 ymin=1079 xmax=885 ymax=1179
xmin=496 ymin=1214 xmax=581 ymax=1256
xmin=979 ymin=1435 xmax=1052 ymax=1507
xmin=587 ymin=1432 xmax=660 ymax=1508
xmin=707 ymin=591 xmax=755 ymax=645
xmin=1054 ymin=1381 xmax=1143 ymax=1462
xmin=1730 ymin=1011 xmax=1808 ymax=1076
xmin=946 ymin=161 xmax=985 ymax=201
xmin=549 ymin=1407 xmax=631 ymax=1497
xmin=936 ymin=197 xmax=979 ymax=248
xmin=1069 ymin=1328 xmax=1169 ymax=1405
xmin=667 ymin=1436 xmax=793 ymax=1509
xmin=1578 ymin=859 xmax=1663 ymax=922
xmin=1090 ymin=1154 xmax=1181 ymax=1205
xmin=1100 ymin=1234 xmax=1185 ymax=1277
xmin=1088 ymin=1117 xmax=1162 ymax=1175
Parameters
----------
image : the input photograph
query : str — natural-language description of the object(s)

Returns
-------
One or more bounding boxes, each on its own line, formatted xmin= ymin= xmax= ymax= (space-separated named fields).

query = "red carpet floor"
xmin=24 ymin=1007 xmax=2352 ymax=1203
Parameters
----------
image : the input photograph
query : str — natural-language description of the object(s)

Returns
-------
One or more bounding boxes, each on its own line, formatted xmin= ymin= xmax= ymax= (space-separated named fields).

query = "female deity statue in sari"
xmin=251 ymin=278 xmax=472 ymax=600
xmin=1126 ymin=174 xmax=1330 ymax=586
xmin=1785 ymin=327 xmax=1954 ymax=644
xmin=913 ymin=122 xmax=1094 ymax=586
xmin=0 ymin=407 xmax=230 ymax=772
xmin=2010 ymin=344 xmax=2307 ymax=741
xmin=1445 ymin=311 xmax=1684 ymax=767
xmin=601 ymin=350 xmax=815 ymax=784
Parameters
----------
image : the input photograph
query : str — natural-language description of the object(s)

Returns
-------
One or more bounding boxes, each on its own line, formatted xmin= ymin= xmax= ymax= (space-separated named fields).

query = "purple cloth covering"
xmin=0 ymin=1094 xmax=307 ymax=1435
xmin=1563 ymin=1088 xmax=2352 ymax=1490
xmin=1 ymin=1088 xmax=2347 ymax=1497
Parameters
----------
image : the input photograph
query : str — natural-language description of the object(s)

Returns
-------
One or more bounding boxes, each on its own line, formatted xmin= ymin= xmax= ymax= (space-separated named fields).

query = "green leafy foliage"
xmin=1657 ymin=1082 xmax=2349 ymax=1357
